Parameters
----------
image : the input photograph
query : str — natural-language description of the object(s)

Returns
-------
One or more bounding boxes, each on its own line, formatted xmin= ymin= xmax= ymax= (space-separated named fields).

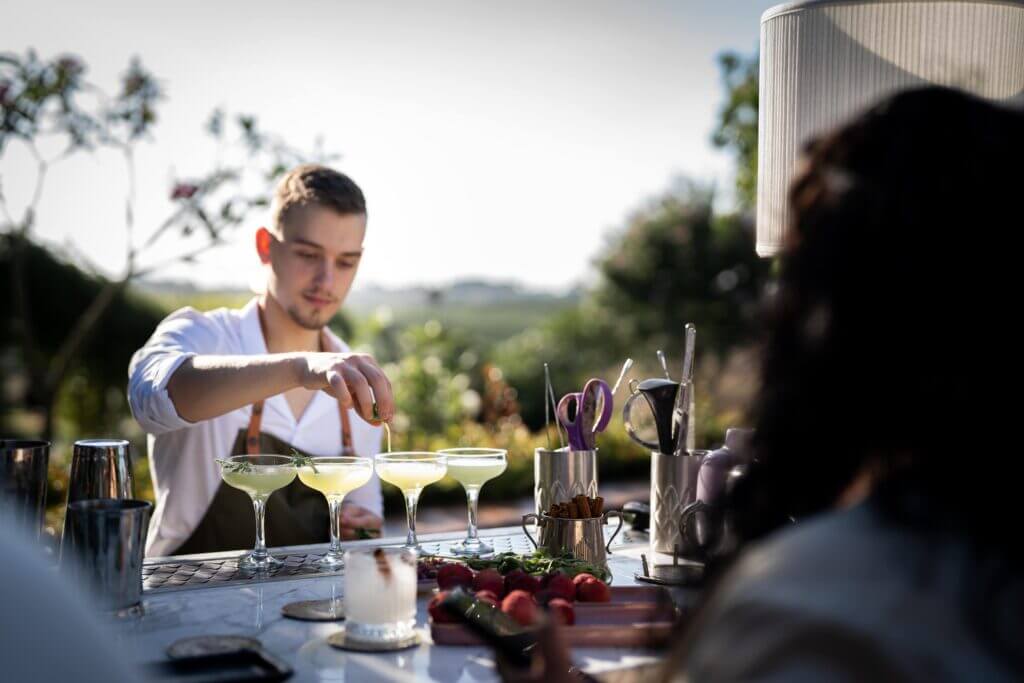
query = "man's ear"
xmin=255 ymin=227 xmax=273 ymax=264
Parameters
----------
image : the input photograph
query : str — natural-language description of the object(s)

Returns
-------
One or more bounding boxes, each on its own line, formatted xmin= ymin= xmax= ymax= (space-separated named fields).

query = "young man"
xmin=129 ymin=165 xmax=394 ymax=557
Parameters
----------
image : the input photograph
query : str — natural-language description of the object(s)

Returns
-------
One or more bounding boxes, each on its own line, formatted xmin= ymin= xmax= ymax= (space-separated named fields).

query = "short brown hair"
xmin=271 ymin=164 xmax=366 ymax=232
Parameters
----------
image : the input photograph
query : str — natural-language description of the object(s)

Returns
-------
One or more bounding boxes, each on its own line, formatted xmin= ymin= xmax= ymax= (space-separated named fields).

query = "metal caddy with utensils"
xmin=521 ymin=510 xmax=624 ymax=575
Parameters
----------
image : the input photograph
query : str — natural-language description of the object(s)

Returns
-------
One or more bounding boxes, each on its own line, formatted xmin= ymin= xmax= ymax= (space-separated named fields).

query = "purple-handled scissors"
xmin=557 ymin=378 xmax=613 ymax=451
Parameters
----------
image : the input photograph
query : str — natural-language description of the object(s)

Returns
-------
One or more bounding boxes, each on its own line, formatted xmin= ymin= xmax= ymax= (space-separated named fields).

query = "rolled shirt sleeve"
xmin=127 ymin=307 xmax=225 ymax=435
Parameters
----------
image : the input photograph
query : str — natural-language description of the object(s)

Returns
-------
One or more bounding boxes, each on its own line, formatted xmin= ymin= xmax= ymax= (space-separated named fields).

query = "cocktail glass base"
xmin=449 ymin=538 xmax=493 ymax=557
xmin=318 ymin=550 xmax=345 ymax=570
xmin=238 ymin=551 xmax=281 ymax=571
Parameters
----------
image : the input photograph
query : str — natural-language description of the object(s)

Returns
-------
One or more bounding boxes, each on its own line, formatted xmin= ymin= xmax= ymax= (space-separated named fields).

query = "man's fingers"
xmin=341 ymin=363 xmax=376 ymax=422
xmin=325 ymin=370 xmax=353 ymax=409
xmin=356 ymin=358 xmax=395 ymax=422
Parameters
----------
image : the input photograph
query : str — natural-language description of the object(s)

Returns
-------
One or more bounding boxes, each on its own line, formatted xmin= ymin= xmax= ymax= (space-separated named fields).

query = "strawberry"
xmin=575 ymin=577 xmax=611 ymax=603
xmin=472 ymin=568 xmax=506 ymax=598
xmin=500 ymin=589 xmax=538 ymax=627
xmin=428 ymin=591 xmax=459 ymax=623
xmin=475 ymin=590 xmax=500 ymax=606
xmin=547 ymin=598 xmax=575 ymax=626
xmin=571 ymin=572 xmax=599 ymax=587
xmin=545 ymin=573 xmax=576 ymax=602
xmin=437 ymin=563 xmax=474 ymax=590
xmin=505 ymin=570 xmax=541 ymax=595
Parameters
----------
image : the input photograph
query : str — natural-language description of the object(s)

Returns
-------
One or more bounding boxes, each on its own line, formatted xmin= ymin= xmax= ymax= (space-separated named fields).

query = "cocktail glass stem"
xmin=319 ymin=495 xmax=346 ymax=568
xmin=403 ymin=490 xmax=420 ymax=549
xmin=328 ymin=497 xmax=344 ymax=555
xmin=465 ymin=487 xmax=481 ymax=544
xmin=252 ymin=495 xmax=268 ymax=558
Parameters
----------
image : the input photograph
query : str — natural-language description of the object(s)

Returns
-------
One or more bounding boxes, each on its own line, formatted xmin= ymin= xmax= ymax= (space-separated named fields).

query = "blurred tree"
xmin=594 ymin=179 xmax=768 ymax=355
xmin=0 ymin=50 xmax=335 ymax=439
xmin=711 ymin=51 xmax=759 ymax=211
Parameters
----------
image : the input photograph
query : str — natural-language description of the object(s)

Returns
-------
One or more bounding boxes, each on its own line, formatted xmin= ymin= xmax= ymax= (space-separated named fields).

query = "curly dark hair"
xmin=720 ymin=86 xmax=1024 ymax=670
xmin=732 ymin=87 xmax=1023 ymax=549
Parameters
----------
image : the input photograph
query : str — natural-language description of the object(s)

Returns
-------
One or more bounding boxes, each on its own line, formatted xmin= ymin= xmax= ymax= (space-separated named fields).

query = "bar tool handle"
xmin=622 ymin=391 xmax=660 ymax=450
xmin=680 ymin=500 xmax=710 ymax=557
xmin=603 ymin=510 xmax=624 ymax=553
xmin=521 ymin=513 xmax=540 ymax=549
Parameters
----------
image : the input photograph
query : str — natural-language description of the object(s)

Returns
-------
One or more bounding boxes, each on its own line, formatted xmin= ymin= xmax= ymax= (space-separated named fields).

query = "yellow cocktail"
xmin=374 ymin=452 xmax=447 ymax=550
xmin=296 ymin=456 xmax=373 ymax=568
xmin=217 ymin=454 xmax=296 ymax=570
xmin=439 ymin=448 xmax=508 ymax=556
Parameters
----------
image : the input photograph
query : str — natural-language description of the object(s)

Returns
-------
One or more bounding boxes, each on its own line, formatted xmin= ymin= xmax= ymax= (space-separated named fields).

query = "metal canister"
xmin=61 ymin=499 xmax=152 ymax=613
xmin=522 ymin=511 xmax=623 ymax=571
xmin=534 ymin=447 xmax=598 ymax=516
xmin=0 ymin=439 xmax=50 ymax=539
xmin=650 ymin=449 xmax=707 ymax=555
xmin=62 ymin=439 xmax=135 ymax=541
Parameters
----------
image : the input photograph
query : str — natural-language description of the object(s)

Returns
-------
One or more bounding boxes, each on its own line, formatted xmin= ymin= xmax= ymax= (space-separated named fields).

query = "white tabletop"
xmin=115 ymin=527 xmax=687 ymax=682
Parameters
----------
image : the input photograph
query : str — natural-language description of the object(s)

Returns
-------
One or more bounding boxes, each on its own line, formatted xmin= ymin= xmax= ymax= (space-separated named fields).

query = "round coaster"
xmin=327 ymin=629 xmax=421 ymax=653
xmin=167 ymin=635 xmax=262 ymax=659
xmin=282 ymin=599 xmax=346 ymax=622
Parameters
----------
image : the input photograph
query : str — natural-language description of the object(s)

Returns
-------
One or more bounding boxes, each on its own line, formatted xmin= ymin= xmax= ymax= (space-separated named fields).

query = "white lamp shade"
xmin=756 ymin=0 xmax=1024 ymax=256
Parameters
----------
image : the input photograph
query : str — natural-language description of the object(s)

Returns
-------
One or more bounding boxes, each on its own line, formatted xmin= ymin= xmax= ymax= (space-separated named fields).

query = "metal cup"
xmin=0 ymin=439 xmax=50 ymax=539
xmin=522 ymin=511 xmax=623 ymax=571
xmin=650 ymin=449 xmax=707 ymax=556
xmin=534 ymin=447 xmax=598 ymax=516
xmin=61 ymin=499 xmax=152 ymax=613
xmin=63 ymin=439 xmax=135 ymax=540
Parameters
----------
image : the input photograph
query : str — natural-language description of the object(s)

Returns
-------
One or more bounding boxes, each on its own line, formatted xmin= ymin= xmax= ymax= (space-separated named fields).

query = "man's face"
xmin=261 ymin=206 xmax=366 ymax=330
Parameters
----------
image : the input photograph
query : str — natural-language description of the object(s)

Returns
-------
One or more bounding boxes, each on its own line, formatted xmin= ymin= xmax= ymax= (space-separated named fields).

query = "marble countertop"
xmin=115 ymin=527 xmax=693 ymax=682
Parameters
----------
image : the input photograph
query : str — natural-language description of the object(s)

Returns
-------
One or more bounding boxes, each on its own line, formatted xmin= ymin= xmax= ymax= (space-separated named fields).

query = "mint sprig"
xmin=290 ymin=449 xmax=319 ymax=474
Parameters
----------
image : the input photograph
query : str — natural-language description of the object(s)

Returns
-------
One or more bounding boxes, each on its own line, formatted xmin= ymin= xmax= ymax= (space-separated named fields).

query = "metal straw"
xmin=611 ymin=358 xmax=633 ymax=395
xmin=544 ymin=364 xmax=553 ymax=450
xmin=681 ymin=324 xmax=697 ymax=384
xmin=656 ymin=349 xmax=671 ymax=380
xmin=544 ymin=363 xmax=565 ymax=449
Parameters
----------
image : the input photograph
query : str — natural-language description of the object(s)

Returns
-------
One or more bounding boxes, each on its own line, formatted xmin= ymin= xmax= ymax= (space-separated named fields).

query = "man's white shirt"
xmin=128 ymin=297 xmax=383 ymax=557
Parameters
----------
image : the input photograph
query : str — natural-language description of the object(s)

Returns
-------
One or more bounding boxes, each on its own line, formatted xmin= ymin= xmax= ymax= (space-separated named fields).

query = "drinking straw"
xmin=544 ymin=363 xmax=552 ymax=450
xmin=681 ymin=324 xmax=696 ymax=384
xmin=611 ymin=358 xmax=633 ymax=396
xmin=657 ymin=350 xmax=671 ymax=380
xmin=544 ymin=363 xmax=565 ymax=449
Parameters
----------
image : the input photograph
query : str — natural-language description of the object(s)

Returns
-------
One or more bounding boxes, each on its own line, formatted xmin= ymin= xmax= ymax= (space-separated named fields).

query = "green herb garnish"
xmin=427 ymin=549 xmax=611 ymax=582
xmin=290 ymin=449 xmax=319 ymax=474
xmin=216 ymin=458 xmax=254 ymax=474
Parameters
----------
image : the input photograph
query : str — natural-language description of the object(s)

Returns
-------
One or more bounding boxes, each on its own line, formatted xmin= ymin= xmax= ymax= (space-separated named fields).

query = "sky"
xmin=1 ymin=0 xmax=771 ymax=292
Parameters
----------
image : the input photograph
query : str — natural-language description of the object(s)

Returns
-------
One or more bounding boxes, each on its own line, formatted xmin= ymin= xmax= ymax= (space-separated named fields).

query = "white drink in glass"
xmin=446 ymin=457 xmax=507 ymax=488
xmin=298 ymin=461 xmax=373 ymax=497
xmin=217 ymin=454 xmax=296 ymax=570
xmin=439 ymin=448 xmax=508 ymax=556
xmin=374 ymin=452 xmax=447 ymax=550
xmin=295 ymin=456 xmax=373 ymax=569
xmin=375 ymin=460 xmax=446 ymax=492
xmin=344 ymin=548 xmax=418 ymax=643
xmin=222 ymin=468 xmax=296 ymax=497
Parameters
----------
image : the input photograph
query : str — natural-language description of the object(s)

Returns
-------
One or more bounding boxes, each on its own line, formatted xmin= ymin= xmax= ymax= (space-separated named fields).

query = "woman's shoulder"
xmin=684 ymin=504 xmax=1014 ymax=681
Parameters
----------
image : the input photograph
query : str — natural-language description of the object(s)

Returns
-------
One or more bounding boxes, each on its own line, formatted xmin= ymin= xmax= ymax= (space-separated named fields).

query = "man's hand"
xmin=298 ymin=352 xmax=394 ymax=423
xmin=339 ymin=504 xmax=383 ymax=540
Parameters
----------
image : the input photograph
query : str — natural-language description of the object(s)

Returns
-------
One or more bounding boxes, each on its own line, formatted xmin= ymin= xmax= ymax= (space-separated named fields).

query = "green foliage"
xmin=0 ymin=235 xmax=164 ymax=431
xmin=595 ymin=181 xmax=769 ymax=355
xmin=711 ymin=51 xmax=759 ymax=210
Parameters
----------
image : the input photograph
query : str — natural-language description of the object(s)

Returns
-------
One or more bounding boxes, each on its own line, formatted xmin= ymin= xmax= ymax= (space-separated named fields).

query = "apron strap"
xmin=246 ymin=399 xmax=354 ymax=455
xmin=246 ymin=327 xmax=355 ymax=455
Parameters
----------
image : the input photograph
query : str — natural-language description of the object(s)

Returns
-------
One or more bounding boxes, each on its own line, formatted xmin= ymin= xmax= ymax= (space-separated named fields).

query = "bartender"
xmin=128 ymin=164 xmax=394 ymax=557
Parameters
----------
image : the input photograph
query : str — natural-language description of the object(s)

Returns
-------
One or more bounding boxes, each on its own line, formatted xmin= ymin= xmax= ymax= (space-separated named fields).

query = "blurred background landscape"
xmin=0 ymin=1 xmax=771 ymax=541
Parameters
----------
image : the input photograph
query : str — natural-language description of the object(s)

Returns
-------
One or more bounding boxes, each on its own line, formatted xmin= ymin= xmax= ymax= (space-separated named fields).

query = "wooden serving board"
xmin=430 ymin=586 xmax=678 ymax=648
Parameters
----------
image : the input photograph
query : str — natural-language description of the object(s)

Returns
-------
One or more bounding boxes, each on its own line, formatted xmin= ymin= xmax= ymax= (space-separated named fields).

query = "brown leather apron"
xmin=173 ymin=398 xmax=356 ymax=556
